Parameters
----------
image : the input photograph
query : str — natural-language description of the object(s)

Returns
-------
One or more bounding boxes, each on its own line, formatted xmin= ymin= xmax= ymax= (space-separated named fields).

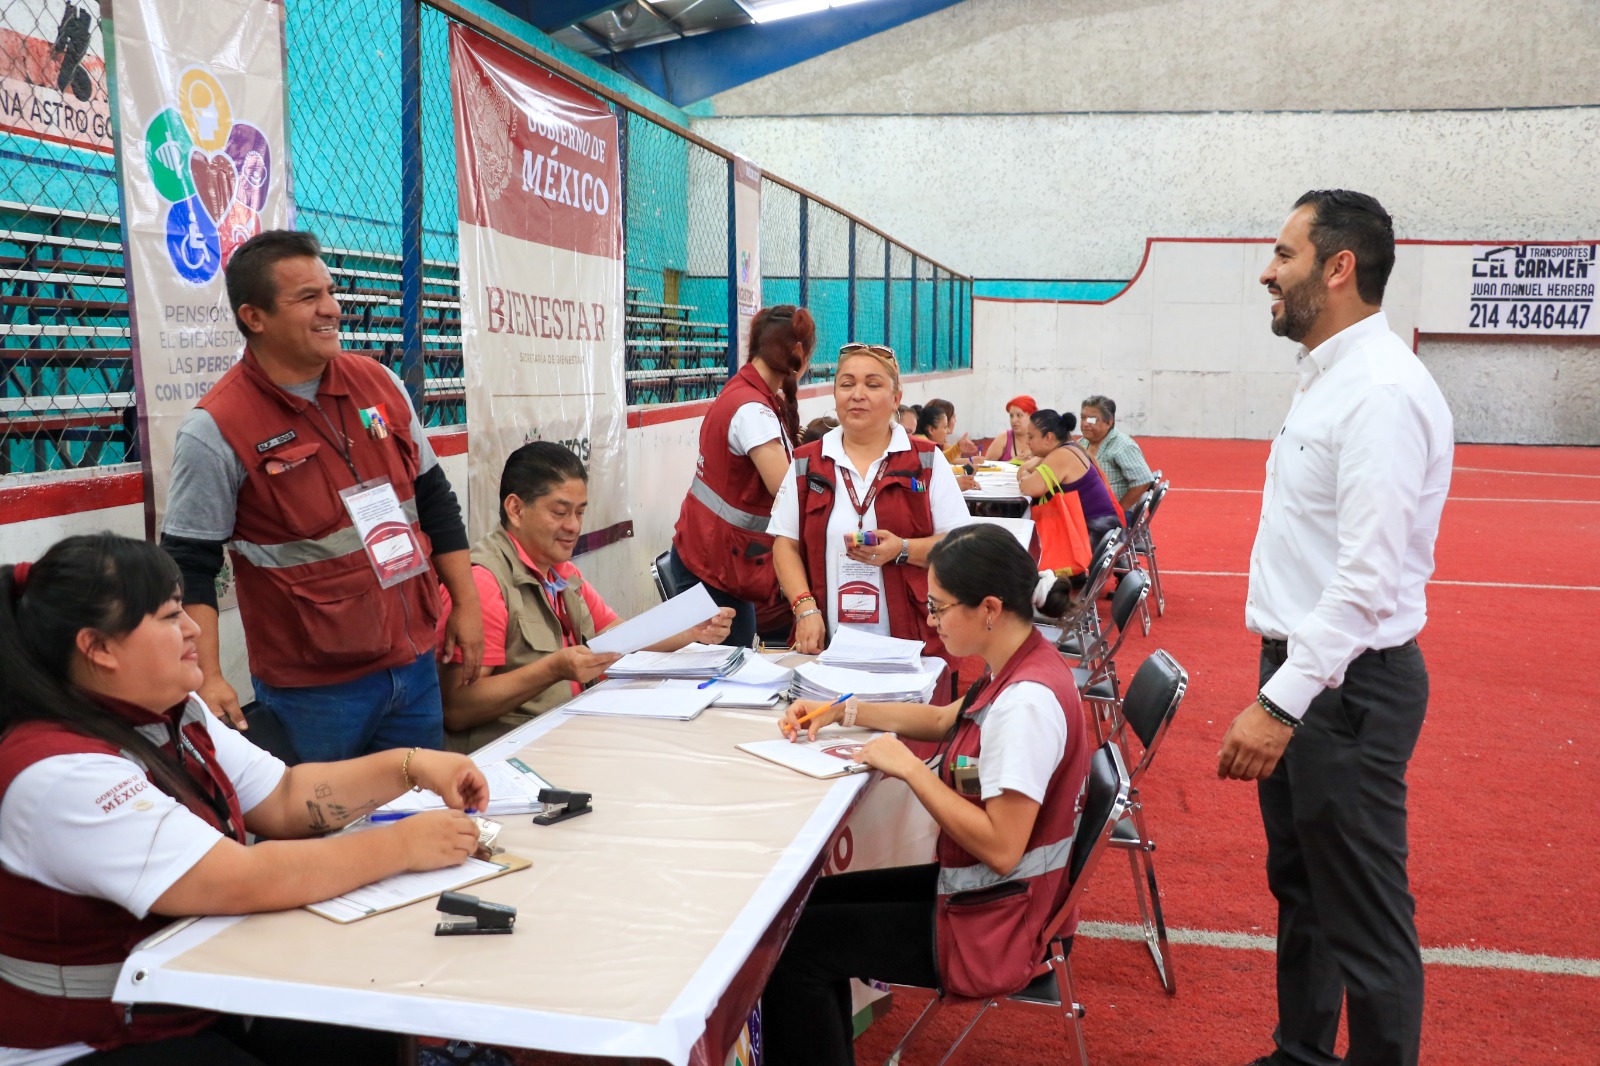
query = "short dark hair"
xmin=915 ymin=405 xmax=947 ymax=437
xmin=1081 ymin=395 xmax=1115 ymax=423
xmin=225 ymin=230 xmax=324 ymax=336
xmin=927 ymin=524 xmax=1074 ymax=620
xmin=498 ymin=441 xmax=587 ymax=526
xmin=1292 ymin=189 xmax=1395 ymax=305
xmin=1030 ymin=408 xmax=1076 ymax=443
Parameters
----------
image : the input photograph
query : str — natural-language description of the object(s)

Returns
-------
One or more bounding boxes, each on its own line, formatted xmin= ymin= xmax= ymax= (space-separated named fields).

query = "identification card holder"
xmin=338 ymin=477 xmax=429 ymax=588
xmin=837 ymin=556 xmax=882 ymax=624
xmin=952 ymin=762 xmax=981 ymax=797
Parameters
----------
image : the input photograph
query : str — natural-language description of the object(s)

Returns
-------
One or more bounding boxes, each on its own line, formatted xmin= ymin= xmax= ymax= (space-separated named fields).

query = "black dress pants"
xmin=762 ymin=863 xmax=941 ymax=1066
xmin=1257 ymin=641 xmax=1428 ymax=1066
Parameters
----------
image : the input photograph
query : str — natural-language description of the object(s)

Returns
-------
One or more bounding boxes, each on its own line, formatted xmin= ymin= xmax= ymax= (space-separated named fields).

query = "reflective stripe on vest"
xmin=227 ymin=497 xmax=420 ymax=569
xmin=0 ymin=953 xmax=120 ymax=999
xmin=689 ymin=476 xmax=769 ymax=532
xmin=937 ymin=835 xmax=1075 ymax=896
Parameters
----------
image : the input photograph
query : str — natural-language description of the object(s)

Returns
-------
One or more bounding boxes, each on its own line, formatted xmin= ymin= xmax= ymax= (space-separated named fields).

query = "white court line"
xmin=1455 ymin=466 xmax=1600 ymax=480
xmin=1178 ymin=487 xmax=1598 ymax=504
xmin=1077 ymin=921 xmax=1600 ymax=978
xmin=1165 ymin=570 xmax=1600 ymax=592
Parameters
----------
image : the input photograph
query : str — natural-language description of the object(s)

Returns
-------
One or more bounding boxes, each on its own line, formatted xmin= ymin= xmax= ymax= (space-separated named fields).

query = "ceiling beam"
xmin=489 ymin=0 xmax=630 ymax=34
xmin=609 ymin=0 xmax=966 ymax=107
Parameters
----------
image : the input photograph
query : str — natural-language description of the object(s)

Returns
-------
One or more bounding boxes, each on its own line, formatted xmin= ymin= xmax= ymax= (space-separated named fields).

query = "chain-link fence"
xmin=0 ymin=0 xmax=129 ymax=474
xmin=0 ymin=0 xmax=970 ymax=476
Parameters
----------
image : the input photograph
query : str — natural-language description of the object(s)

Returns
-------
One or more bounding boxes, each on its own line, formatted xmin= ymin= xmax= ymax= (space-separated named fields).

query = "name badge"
xmin=836 ymin=559 xmax=881 ymax=625
xmin=338 ymin=478 xmax=429 ymax=588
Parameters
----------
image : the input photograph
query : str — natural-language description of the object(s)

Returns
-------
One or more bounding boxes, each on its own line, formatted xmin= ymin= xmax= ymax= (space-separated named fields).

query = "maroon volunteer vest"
xmin=790 ymin=435 xmax=948 ymax=666
xmin=0 ymin=696 xmax=247 ymax=1050
xmin=672 ymin=362 xmax=789 ymax=614
xmin=198 ymin=348 xmax=441 ymax=687
xmin=932 ymin=629 xmax=1092 ymax=998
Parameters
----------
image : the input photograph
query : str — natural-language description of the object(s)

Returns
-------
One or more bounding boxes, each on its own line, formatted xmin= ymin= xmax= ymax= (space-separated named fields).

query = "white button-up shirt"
xmin=1247 ymin=310 xmax=1454 ymax=719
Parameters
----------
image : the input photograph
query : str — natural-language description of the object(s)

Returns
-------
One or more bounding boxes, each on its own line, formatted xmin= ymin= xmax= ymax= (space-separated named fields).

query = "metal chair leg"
xmin=935 ymin=999 xmax=996 ymax=1066
xmin=1120 ymin=805 xmax=1176 ymax=994
xmin=1144 ymin=542 xmax=1164 ymax=616
xmin=1055 ymin=952 xmax=1089 ymax=1066
xmin=883 ymin=992 xmax=945 ymax=1066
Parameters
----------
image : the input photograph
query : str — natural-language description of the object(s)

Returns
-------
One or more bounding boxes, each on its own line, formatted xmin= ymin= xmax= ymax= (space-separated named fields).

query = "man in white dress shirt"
xmin=1218 ymin=190 xmax=1453 ymax=1066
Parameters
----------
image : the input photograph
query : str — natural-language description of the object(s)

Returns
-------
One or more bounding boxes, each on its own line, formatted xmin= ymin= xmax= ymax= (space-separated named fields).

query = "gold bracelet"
xmin=401 ymin=747 xmax=421 ymax=791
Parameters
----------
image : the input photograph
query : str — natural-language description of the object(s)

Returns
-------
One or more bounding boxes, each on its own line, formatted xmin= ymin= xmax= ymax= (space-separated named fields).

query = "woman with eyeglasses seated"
xmin=1017 ymin=407 xmax=1125 ymax=548
xmin=667 ymin=305 xmax=818 ymax=650
xmin=761 ymin=525 xmax=1091 ymax=1066
xmin=0 ymin=533 xmax=488 ymax=1064
xmin=769 ymin=343 xmax=972 ymax=665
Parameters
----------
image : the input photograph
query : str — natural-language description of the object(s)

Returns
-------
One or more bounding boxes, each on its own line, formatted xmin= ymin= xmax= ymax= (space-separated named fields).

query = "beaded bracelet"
xmin=791 ymin=592 xmax=816 ymax=614
xmin=1256 ymin=691 xmax=1300 ymax=730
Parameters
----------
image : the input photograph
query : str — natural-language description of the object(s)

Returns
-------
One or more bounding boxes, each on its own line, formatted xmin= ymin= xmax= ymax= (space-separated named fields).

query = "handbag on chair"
xmin=1031 ymin=463 xmax=1093 ymax=576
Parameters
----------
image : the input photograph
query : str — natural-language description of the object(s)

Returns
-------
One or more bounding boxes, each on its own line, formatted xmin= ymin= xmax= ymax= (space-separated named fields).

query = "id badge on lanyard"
xmin=338 ymin=477 xmax=429 ymax=588
xmin=837 ymin=463 xmax=888 ymax=625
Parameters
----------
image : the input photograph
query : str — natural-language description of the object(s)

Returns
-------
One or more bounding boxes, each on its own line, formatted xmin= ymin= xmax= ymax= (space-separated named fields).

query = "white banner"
xmin=110 ymin=0 xmax=293 ymax=544
xmin=449 ymin=25 xmax=628 ymax=548
xmin=0 ymin=1 xmax=113 ymax=153
xmin=733 ymin=155 xmax=762 ymax=358
xmin=1419 ymin=242 xmax=1598 ymax=335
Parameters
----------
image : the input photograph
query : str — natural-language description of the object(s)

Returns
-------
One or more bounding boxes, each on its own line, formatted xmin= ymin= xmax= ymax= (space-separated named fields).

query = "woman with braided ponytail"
xmin=668 ymin=304 xmax=817 ymax=648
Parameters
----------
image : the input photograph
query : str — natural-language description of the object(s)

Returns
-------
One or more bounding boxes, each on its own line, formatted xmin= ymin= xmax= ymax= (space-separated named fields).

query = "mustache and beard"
xmin=1269 ymin=266 xmax=1327 ymax=343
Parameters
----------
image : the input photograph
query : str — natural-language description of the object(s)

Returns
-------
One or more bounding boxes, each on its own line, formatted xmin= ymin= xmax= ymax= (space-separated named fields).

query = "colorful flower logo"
xmin=145 ymin=65 xmax=272 ymax=285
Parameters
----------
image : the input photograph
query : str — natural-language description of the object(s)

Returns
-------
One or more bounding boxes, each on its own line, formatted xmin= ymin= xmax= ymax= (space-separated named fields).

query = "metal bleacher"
xmin=623 ymin=284 xmax=731 ymax=406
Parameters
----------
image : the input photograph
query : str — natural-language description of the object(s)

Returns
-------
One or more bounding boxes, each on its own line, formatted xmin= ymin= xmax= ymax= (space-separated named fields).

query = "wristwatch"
xmin=896 ymin=538 xmax=911 ymax=565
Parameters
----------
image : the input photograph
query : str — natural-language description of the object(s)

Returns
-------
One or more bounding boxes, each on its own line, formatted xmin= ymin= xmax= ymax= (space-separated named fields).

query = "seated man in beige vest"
xmin=437 ymin=442 xmax=734 ymax=750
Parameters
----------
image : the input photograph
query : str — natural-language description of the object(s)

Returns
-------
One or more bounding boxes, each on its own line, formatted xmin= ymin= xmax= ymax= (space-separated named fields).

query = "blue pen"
xmin=368 ymin=811 xmax=417 ymax=823
xmin=698 ymin=676 xmax=722 ymax=689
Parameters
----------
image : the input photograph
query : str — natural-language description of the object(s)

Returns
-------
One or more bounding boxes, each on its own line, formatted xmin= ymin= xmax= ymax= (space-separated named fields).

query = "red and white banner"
xmin=110 ymin=0 xmax=292 ymax=551
xmin=450 ymin=26 xmax=628 ymax=546
xmin=0 ymin=1 xmax=113 ymax=153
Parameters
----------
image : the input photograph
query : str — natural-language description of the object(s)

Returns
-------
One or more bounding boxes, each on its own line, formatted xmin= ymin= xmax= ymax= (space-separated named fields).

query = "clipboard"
xmin=305 ymin=852 xmax=532 ymax=924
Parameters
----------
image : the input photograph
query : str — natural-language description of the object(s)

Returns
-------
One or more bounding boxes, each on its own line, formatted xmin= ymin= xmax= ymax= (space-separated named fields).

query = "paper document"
xmin=963 ymin=469 xmax=1028 ymax=500
xmin=306 ymin=853 xmax=530 ymax=923
xmin=375 ymin=758 xmax=552 ymax=816
xmin=738 ymin=729 xmax=885 ymax=779
xmin=606 ymin=644 xmax=744 ymax=679
xmin=564 ymin=681 xmax=715 ymax=720
xmin=588 ymin=584 xmax=719 ymax=655
xmin=794 ymin=661 xmax=942 ymax=703
xmin=968 ymin=515 xmax=1036 ymax=554
xmin=817 ymin=628 xmax=926 ymax=672
xmin=662 ymin=677 xmax=785 ymax=709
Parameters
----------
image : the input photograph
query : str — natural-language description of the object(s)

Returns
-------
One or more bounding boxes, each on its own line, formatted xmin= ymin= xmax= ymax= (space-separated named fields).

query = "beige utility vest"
xmin=448 ymin=528 xmax=599 ymax=752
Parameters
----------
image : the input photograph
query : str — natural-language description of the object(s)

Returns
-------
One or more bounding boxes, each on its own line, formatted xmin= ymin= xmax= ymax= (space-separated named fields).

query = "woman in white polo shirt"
xmin=769 ymin=343 xmax=970 ymax=666
xmin=0 ymin=533 xmax=488 ymax=1065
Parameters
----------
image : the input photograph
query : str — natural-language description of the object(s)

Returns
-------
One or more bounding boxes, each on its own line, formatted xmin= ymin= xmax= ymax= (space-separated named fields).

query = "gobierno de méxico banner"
xmin=449 ymin=25 xmax=628 ymax=548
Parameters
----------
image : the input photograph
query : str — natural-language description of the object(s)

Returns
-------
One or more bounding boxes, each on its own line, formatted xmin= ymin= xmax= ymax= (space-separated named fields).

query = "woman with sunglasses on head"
xmin=762 ymin=525 xmax=1090 ymax=1066
xmin=1017 ymin=407 xmax=1125 ymax=548
xmin=769 ymin=343 xmax=972 ymax=665
xmin=668 ymin=305 xmax=817 ymax=649
xmin=0 ymin=534 xmax=488 ymax=1065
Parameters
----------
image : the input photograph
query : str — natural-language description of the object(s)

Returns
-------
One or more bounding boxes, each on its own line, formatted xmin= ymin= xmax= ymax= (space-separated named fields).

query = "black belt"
xmin=1261 ymin=636 xmax=1417 ymax=656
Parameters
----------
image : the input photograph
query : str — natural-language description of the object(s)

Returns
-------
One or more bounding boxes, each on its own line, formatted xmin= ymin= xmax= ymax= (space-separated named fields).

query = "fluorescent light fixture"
xmin=749 ymin=0 xmax=876 ymax=24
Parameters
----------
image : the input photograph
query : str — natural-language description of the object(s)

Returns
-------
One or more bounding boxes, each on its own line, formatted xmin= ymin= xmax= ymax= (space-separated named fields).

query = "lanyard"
xmin=304 ymin=394 xmax=360 ymax=480
xmin=173 ymin=727 xmax=241 ymax=842
xmin=840 ymin=459 xmax=891 ymax=532
xmin=537 ymin=566 xmax=584 ymax=646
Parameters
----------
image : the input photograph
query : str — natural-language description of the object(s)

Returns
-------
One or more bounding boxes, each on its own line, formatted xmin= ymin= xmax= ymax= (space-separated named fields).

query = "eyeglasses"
xmin=839 ymin=342 xmax=896 ymax=359
xmin=925 ymin=597 xmax=961 ymax=619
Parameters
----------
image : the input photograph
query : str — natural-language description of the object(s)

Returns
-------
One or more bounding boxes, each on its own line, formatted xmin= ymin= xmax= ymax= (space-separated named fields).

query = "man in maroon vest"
xmin=160 ymin=231 xmax=483 ymax=762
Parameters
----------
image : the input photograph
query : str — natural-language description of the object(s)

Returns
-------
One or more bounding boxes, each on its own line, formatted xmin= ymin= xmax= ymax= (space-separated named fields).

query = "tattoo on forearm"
xmin=306 ymin=801 xmax=331 ymax=833
xmin=314 ymin=783 xmax=332 ymax=799
xmin=327 ymin=799 xmax=379 ymax=822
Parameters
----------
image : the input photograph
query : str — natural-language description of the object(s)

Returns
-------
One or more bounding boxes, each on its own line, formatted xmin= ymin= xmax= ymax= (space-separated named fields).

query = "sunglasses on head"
xmin=839 ymin=342 xmax=896 ymax=359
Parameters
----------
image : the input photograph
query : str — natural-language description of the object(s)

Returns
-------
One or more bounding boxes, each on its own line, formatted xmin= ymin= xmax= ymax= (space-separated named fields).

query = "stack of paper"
xmin=793 ymin=661 xmax=942 ymax=704
xmin=738 ymin=728 xmax=884 ymax=779
xmin=816 ymin=629 xmax=925 ymax=673
xmin=606 ymin=645 xmax=746 ymax=680
xmin=563 ymin=680 xmax=716 ymax=720
xmin=374 ymin=757 xmax=552 ymax=817
xmin=661 ymin=654 xmax=794 ymax=708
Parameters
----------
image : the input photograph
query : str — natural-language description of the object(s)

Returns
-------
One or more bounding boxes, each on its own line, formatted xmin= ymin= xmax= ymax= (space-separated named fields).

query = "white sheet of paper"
xmin=661 ymin=677 xmax=785 ymax=708
xmin=564 ymin=684 xmax=716 ymax=720
xmin=375 ymin=758 xmax=551 ymax=816
xmin=307 ymin=857 xmax=508 ymax=922
xmin=587 ymin=584 xmax=719 ymax=655
xmin=967 ymin=515 xmax=1036 ymax=553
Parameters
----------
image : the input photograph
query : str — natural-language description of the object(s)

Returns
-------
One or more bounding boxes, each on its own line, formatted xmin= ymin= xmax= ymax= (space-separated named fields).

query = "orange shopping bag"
xmin=1031 ymin=462 xmax=1093 ymax=575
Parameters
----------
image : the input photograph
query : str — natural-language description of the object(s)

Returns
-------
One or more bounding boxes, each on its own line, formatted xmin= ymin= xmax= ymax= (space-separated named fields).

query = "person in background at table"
xmin=913 ymin=406 xmax=981 ymax=491
xmin=984 ymin=394 xmax=1037 ymax=463
xmin=1017 ymin=408 xmax=1124 ymax=547
xmin=762 ymin=525 xmax=1090 ymax=1066
xmin=666 ymin=305 xmax=817 ymax=650
xmin=159 ymin=230 xmax=483 ymax=763
xmin=770 ymin=344 xmax=971 ymax=666
xmin=801 ymin=415 xmax=839 ymax=447
xmin=896 ymin=404 xmax=919 ymax=435
xmin=0 ymin=533 xmax=487 ymax=1065
xmin=923 ymin=397 xmax=980 ymax=462
xmin=438 ymin=442 xmax=734 ymax=751
xmin=1078 ymin=394 xmax=1155 ymax=519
